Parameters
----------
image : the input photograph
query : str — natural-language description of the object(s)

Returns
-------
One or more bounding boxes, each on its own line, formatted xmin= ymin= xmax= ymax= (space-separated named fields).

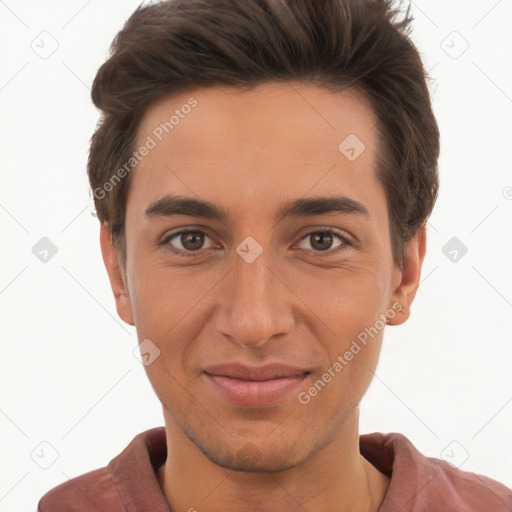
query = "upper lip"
xmin=203 ymin=363 xmax=309 ymax=381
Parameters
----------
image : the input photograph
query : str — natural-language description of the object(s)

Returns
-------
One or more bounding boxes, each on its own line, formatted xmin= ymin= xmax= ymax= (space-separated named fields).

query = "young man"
xmin=38 ymin=0 xmax=512 ymax=510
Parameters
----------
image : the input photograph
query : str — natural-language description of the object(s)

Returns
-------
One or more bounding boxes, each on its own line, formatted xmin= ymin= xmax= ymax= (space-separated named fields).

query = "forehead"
xmin=129 ymin=83 xmax=382 ymax=220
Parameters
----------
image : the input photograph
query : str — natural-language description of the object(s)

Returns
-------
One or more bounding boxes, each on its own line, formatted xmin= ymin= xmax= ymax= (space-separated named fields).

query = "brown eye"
xmin=310 ymin=232 xmax=335 ymax=251
xmin=163 ymin=230 xmax=217 ymax=256
xmin=296 ymin=230 xmax=350 ymax=255
xmin=179 ymin=232 xmax=205 ymax=251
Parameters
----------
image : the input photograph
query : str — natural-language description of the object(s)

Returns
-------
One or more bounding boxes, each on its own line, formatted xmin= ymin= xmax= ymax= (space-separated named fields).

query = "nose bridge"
xmin=216 ymin=242 xmax=294 ymax=347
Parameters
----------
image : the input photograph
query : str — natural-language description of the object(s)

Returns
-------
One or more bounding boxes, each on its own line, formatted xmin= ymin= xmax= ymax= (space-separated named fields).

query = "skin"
xmin=100 ymin=82 xmax=426 ymax=512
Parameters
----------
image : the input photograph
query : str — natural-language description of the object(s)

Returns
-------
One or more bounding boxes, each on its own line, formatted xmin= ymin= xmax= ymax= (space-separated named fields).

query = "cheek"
xmin=128 ymin=263 xmax=216 ymax=379
xmin=128 ymin=257 xmax=208 ymax=333
xmin=287 ymin=264 xmax=391 ymax=398
xmin=288 ymin=261 xmax=391 ymax=334
xmin=297 ymin=333 xmax=383 ymax=431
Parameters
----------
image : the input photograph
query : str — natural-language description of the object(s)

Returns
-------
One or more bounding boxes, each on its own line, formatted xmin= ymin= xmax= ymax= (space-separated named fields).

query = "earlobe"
xmin=386 ymin=225 xmax=427 ymax=326
xmin=99 ymin=221 xmax=135 ymax=326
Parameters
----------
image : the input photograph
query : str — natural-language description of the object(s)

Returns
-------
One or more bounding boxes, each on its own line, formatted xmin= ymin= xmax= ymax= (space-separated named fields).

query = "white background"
xmin=1 ymin=0 xmax=511 ymax=510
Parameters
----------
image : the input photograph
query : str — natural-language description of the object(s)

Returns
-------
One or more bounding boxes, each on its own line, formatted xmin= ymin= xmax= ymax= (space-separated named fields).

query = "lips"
xmin=203 ymin=363 xmax=310 ymax=406
xmin=204 ymin=363 xmax=308 ymax=380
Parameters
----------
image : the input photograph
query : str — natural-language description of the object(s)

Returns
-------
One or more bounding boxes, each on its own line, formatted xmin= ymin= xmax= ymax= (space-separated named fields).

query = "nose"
xmin=214 ymin=244 xmax=295 ymax=348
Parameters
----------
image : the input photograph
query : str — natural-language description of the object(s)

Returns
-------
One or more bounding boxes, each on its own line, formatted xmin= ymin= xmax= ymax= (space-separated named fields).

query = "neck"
xmin=157 ymin=409 xmax=390 ymax=512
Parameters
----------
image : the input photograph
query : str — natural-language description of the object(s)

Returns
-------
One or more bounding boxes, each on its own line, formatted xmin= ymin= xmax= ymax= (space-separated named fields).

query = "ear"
xmin=99 ymin=221 xmax=135 ymax=326
xmin=386 ymin=224 xmax=427 ymax=326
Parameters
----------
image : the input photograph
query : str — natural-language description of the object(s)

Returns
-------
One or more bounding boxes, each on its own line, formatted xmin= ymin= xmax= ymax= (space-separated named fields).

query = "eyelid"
xmin=297 ymin=226 xmax=352 ymax=242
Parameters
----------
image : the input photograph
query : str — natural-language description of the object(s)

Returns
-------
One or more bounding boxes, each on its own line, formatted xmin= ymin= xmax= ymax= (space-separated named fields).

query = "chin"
xmin=198 ymin=440 xmax=306 ymax=473
xmin=181 ymin=418 xmax=309 ymax=472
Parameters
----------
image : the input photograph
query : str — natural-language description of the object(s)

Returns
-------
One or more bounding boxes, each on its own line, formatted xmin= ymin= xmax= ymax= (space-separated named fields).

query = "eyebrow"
xmin=144 ymin=194 xmax=370 ymax=222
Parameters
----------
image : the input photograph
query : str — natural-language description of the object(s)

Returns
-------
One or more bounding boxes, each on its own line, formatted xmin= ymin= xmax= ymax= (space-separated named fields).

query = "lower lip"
xmin=204 ymin=373 xmax=308 ymax=407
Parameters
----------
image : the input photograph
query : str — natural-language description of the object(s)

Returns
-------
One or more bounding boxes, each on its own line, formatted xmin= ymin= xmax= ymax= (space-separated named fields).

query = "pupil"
xmin=312 ymin=232 xmax=332 ymax=251
xmin=183 ymin=232 xmax=203 ymax=250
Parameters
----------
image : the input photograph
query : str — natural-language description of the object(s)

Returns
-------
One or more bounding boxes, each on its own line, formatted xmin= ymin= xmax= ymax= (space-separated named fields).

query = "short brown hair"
xmin=88 ymin=0 xmax=439 ymax=270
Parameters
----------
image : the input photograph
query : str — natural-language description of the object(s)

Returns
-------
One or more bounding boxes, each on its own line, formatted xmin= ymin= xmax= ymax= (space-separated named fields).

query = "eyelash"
xmin=159 ymin=228 xmax=352 ymax=258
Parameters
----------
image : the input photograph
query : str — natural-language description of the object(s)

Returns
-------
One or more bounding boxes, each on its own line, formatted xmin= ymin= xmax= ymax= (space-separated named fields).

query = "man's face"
xmin=104 ymin=83 xmax=415 ymax=471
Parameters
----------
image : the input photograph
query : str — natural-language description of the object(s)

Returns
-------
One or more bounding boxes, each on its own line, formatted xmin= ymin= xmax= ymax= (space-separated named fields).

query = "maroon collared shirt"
xmin=37 ymin=427 xmax=512 ymax=511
